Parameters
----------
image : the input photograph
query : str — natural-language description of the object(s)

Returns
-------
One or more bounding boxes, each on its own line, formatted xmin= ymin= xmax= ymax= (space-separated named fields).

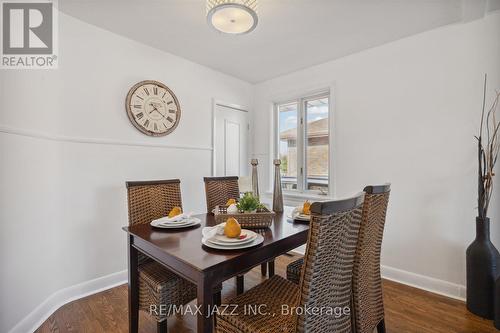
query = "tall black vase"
xmin=466 ymin=217 xmax=500 ymax=319
xmin=495 ymin=275 xmax=500 ymax=329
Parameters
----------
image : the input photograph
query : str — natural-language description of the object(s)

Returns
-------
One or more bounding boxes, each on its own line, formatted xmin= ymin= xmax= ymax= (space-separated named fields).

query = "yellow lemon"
xmin=224 ymin=217 xmax=241 ymax=238
xmin=303 ymin=201 xmax=311 ymax=215
xmin=168 ymin=206 xmax=182 ymax=218
xmin=226 ymin=198 xmax=236 ymax=206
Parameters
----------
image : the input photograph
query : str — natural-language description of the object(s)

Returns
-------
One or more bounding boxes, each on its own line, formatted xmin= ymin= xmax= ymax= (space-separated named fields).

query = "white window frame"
xmin=274 ymin=90 xmax=332 ymax=197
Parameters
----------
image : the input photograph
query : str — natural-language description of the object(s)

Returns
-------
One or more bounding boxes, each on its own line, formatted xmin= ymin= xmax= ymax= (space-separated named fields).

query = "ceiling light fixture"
xmin=206 ymin=0 xmax=258 ymax=35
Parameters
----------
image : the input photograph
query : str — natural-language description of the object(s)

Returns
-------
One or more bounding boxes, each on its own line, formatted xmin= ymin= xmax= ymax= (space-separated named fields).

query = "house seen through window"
xmin=277 ymin=92 xmax=330 ymax=195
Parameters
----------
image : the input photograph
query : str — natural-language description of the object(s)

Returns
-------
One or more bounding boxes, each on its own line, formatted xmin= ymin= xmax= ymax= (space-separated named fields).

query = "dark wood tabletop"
xmin=123 ymin=208 xmax=309 ymax=272
xmin=123 ymin=207 xmax=309 ymax=333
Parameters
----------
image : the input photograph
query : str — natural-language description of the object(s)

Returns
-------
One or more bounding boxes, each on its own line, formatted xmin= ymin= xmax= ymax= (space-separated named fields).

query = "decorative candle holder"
xmin=251 ymin=159 xmax=259 ymax=198
xmin=272 ymin=159 xmax=283 ymax=213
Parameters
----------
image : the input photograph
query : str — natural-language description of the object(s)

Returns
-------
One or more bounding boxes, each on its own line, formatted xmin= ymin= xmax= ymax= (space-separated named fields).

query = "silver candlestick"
xmin=251 ymin=159 xmax=259 ymax=198
xmin=272 ymin=159 xmax=284 ymax=213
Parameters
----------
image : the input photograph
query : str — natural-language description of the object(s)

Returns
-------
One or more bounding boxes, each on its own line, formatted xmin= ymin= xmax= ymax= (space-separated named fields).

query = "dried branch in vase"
xmin=476 ymin=74 xmax=500 ymax=220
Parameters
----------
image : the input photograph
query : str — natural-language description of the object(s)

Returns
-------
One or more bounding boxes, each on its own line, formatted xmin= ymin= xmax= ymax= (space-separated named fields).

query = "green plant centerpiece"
xmin=237 ymin=192 xmax=265 ymax=213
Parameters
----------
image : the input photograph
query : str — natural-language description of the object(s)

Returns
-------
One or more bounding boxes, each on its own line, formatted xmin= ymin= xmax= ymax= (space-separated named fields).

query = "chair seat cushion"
xmin=286 ymin=257 xmax=304 ymax=285
xmin=216 ymin=275 xmax=299 ymax=333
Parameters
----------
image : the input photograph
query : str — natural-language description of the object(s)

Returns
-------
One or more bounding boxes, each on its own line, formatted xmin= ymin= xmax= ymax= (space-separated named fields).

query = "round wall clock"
xmin=125 ymin=80 xmax=181 ymax=136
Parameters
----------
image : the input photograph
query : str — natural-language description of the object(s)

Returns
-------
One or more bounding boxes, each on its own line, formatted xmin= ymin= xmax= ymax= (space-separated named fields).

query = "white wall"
xmin=254 ymin=12 xmax=500 ymax=292
xmin=2 ymin=8 xmax=499 ymax=333
xmin=0 ymin=13 xmax=253 ymax=333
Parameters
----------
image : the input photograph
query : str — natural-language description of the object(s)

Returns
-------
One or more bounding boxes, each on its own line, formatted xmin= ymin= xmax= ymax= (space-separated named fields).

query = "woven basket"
xmin=214 ymin=205 xmax=275 ymax=228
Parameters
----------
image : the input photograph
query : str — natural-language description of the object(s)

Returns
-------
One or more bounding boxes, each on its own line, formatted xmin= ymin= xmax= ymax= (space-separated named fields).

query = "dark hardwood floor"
xmin=36 ymin=254 xmax=497 ymax=333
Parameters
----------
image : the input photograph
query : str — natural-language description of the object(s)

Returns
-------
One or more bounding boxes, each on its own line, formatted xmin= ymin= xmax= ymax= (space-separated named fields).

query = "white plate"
xmin=287 ymin=214 xmax=311 ymax=221
xmin=207 ymin=233 xmax=257 ymax=246
xmin=155 ymin=221 xmax=200 ymax=229
xmin=151 ymin=217 xmax=201 ymax=229
xmin=211 ymin=229 xmax=258 ymax=243
xmin=202 ymin=234 xmax=264 ymax=250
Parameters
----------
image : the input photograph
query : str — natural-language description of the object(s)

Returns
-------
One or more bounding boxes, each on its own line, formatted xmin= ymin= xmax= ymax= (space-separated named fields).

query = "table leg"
xmin=261 ymin=262 xmax=267 ymax=276
xmin=197 ymin=274 xmax=214 ymax=333
xmin=236 ymin=275 xmax=244 ymax=295
xmin=128 ymin=235 xmax=139 ymax=333
xmin=269 ymin=260 xmax=275 ymax=277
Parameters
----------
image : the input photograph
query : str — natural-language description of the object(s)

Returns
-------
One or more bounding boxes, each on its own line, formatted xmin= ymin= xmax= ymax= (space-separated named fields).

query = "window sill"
xmin=262 ymin=191 xmax=333 ymax=206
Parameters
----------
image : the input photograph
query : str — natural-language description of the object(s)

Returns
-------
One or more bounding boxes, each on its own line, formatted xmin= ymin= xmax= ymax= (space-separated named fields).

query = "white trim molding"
xmin=291 ymin=248 xmax=466 ymax=301
xmin=381 ymin=265 xmax=466 ymax=301
xmin=262 ymin=191 xmax=332 ymax=208
xmin=0 ymin=125 xmax=213 ymax=151
xmin=8 ymin=270 xmax=127 ymax=333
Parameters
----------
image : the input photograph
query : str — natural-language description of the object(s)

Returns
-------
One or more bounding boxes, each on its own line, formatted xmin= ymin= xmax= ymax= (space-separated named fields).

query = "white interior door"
xmin=213 ymin=103 xmax=249 ymax=177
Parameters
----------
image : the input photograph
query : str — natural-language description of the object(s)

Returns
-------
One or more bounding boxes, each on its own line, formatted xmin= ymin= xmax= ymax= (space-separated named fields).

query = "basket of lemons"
xmin=214 ymin=192 xmax=275 ymax=228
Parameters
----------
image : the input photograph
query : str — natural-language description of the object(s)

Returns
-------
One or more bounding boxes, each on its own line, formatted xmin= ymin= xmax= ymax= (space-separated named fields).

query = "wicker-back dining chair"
xmin=126 ymin=179 xmax=221 ymax=333
xmin=351 ymin=184 xmax=391 ymax=333
xmin=203 ymin=176 xmax=240 ymax=213
xmin=285 ymin=184 xmax=391 ymax=333
xmin=203 ymin=176 xmax=274 ymax=294
xmin=216 ymin=193 xmax=365 ymax=333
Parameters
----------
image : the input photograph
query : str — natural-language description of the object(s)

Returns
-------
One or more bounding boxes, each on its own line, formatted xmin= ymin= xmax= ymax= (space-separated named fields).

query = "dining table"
xmin=123 ymin=206 xmax=309 ymax=333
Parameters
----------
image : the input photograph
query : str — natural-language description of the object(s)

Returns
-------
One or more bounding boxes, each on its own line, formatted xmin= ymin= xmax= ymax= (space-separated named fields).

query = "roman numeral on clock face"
xmin=143 ymin=87 xmax=149 ymax=96
xmin=167 ymin=116 xmax=174 ymax=123
xmin=136 ymin=112 xmax=144 ymax=120
xmin=154 ymin=123 xmax=158 ymax=131
xmin=144 ymin=119 xmax=150 ymax=128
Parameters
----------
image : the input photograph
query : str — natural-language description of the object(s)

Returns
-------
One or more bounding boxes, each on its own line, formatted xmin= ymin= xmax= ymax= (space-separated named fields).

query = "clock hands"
xmin=148 ymin=103 xmax=164 ymax=116
xmin=146 ymin=103 xmax=171 ymax=127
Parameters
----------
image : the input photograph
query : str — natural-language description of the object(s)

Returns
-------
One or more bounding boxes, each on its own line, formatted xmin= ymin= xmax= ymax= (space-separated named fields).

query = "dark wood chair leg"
xmin=268 ymin=260 xmax=275 ymax=277
xmin=157 ymin=320 xmax=167 ymax=333
xmin=261 ymin=263 xmax=267 ymax=276
xmin=236 ymin=275 xmax=244 ymax=295
xmin=377 ymin=319 xmax=386 ymax=333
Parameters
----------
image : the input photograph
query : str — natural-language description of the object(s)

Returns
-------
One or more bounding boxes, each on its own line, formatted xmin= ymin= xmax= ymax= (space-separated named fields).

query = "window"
xmin=276 ymin=92 xmax=330 ymax=195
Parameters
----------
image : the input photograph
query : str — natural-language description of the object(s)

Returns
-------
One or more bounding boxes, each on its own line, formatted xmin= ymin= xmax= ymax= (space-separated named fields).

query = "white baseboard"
xmin=290 ymin=249 xmax=466 ymax=301
xmin=381 ymin=265 xmax=466 ymax=301
xmin=7 ymin=257 xmax=468 ymax=333
xmin=8 ymin=270 xmax=127 ymax=333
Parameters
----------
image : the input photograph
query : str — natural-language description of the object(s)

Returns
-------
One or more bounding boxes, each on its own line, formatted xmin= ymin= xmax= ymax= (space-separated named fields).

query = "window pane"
xmin=305 ymin=97 xmax=329 ymax=194
xmin=278 ymin=102 xmax=298 ymax=190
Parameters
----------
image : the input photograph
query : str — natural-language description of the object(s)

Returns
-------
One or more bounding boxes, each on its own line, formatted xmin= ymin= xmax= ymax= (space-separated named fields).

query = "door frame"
xmin=211 ymin=99 xmax=250 ymax=176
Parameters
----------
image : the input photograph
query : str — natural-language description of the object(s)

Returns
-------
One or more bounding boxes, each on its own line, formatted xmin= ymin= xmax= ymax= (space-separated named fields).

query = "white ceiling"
xmin=60 ymin=0 xmax=499 ymax=83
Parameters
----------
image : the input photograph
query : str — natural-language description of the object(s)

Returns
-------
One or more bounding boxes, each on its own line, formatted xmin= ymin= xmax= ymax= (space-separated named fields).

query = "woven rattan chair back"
xmin=203 ymin=176 xmax=240 ymax=213
xmin=351 ymin=184 xmax=391 ymax=333
xmin=126 ymin=179 xmax=183 ymax=226
xmin=295 ymin=193 xmax=364 ymax=333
